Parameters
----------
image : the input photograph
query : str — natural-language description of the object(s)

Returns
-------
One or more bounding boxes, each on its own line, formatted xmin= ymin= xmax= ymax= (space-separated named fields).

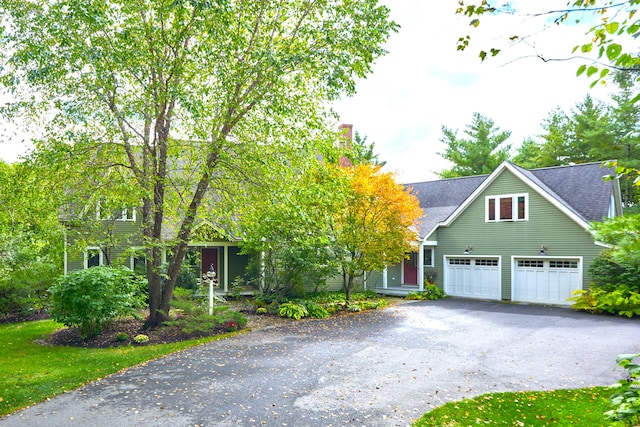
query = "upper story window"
xmin=96 ymin=199 xmax=136 ymax=222
xmin=486 ymin=194 xmax=528 ymax=222
xmin=115 ymin=208 xmax=136 ymax=222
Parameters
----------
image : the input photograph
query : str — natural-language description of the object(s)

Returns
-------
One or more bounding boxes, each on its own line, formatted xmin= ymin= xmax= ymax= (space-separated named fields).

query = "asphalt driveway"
xmin=2 ymin=298 xmax=639 ymax=426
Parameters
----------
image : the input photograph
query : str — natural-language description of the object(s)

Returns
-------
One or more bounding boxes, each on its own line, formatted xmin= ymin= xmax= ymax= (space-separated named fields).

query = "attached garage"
xmin=512 ymin=258 xmax=582 ymax=306
xmin=444 ymin=256 xmax=501 ymax=300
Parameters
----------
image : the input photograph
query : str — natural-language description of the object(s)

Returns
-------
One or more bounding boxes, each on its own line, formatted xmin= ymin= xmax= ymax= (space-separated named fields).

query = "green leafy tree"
xmin=438 ymin=113 xmax=512 ymax=178
xmin=455 ymin=1 xmax=640 ymax=89
xmin=348 ymin=131 xmax=387 ymax=166
xmin=239 ymin=164 xmax=344 ymax=299
xmin=511 ymin=137 xmax=545 ymax=169
xmin=0 ymin=0 xmax=397 ymax=327
xmin=0 ymin=159 xmax=64 ymax=316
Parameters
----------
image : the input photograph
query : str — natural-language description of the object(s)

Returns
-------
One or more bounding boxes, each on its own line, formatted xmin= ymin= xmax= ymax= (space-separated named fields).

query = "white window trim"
xmin=423 ymin=247 xmax=434 ymax=267
xmin=116 ymin=207 xmax=136 ymax=222
xmin=97 ymin=199 xmax=136 ymax=222
xmin=486 ymin=193 xmax=529 ymax=222
xmin=84 ymin=247 xmax=104 ymax=269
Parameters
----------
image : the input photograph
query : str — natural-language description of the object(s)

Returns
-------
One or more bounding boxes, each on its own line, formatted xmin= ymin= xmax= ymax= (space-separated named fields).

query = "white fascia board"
xmin=441 ymin=161 xmax=591 ymax=231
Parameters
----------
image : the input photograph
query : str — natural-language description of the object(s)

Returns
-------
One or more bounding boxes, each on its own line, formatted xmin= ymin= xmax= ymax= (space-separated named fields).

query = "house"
xmin=63 ymin=212 xmax=252 ymax=295
xmin=64 ymin=160 xmax=622 ymax=305
xmin=368 ymin=161 xmax=623 ymax=306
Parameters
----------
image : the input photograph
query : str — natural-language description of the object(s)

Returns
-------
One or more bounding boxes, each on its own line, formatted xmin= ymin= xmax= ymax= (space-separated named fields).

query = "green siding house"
xmin=64 ymin=212 xmax=252 ymax=295
xmin=372 ymin=161 xmax=623 ymax=306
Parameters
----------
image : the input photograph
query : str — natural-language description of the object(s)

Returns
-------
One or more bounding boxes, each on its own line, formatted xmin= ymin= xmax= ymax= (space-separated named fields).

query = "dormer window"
xmin=486 ymin=194 xmax=528 ymax=222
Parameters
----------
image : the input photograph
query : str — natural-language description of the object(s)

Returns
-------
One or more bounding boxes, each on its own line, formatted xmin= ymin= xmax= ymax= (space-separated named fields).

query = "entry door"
xmin=403 ymin=252 xmax=418 ymax=285
xmin=202 ymin=248 xmax=219 ymax=277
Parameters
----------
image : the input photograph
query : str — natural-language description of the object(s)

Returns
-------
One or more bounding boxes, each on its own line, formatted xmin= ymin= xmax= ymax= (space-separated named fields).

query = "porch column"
xmin=223 ymin=245 xmax=229 ymax=293
xmin=418 ymin=243 xmax=424 ymax=291
xmin=382 ymin=267 xmax=388 ymax=289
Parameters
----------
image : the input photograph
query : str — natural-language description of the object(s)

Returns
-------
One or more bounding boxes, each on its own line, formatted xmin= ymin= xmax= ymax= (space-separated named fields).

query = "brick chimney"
xmin=338 ymin=124 xmax=353 ymax=167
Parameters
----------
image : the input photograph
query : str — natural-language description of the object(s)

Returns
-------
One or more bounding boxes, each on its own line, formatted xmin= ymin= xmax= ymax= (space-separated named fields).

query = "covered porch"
xmin=370 ymin=243 xmax=435 ymax=296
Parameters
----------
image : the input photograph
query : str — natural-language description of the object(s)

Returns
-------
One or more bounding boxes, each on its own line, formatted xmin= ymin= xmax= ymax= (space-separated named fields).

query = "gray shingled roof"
xmin=527 ymin=162 xmax=616 ymax=222
xmin=406 ymin=162 xmax=616 ymax=239
xmin=407 ymin=175 xmax=487 ymax=239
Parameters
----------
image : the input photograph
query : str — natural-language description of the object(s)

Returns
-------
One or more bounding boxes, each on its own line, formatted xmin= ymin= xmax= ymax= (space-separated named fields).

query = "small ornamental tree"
xmin=48 ymin=267 xmax=147 ymax=339
xmin=332 ymin=164 xmax=423 ymax=300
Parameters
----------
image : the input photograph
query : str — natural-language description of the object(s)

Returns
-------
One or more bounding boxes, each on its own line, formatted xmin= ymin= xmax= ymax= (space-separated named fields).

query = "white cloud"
xmin=332 ymin=0 xmax=613 ymax=183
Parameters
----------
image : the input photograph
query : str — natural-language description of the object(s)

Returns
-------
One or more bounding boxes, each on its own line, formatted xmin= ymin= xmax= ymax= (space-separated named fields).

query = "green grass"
xmin=0 ymin=320 xmax=231 ymax=417
xmin=412 ymin=388 xmax=625 ymax=426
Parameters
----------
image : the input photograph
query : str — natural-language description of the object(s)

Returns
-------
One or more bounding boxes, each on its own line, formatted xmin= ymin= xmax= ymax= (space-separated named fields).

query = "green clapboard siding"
xmin=432 ymin=170 xmax=605 ymax=300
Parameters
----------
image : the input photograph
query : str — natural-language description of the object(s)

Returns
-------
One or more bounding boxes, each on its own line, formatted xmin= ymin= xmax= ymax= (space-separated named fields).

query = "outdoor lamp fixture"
xmin=463 ymin=245 xmax=472 ymax=255
xmin=206 ymin=264 xmax=217 ymax=315
xmin=539 ymin=245 xmax=547 ymax=256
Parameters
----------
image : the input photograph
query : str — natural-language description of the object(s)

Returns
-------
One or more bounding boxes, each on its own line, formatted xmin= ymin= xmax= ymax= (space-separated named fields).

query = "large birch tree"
xmin=0 ymin=0 xmax=397 ymax=327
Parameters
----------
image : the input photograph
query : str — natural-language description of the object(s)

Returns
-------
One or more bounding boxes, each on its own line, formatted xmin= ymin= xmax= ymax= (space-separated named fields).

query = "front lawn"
xmin=0 ymin=320 xmax=230 ymax=417
xmin=413 ymin=388 xmax=624 ymax=426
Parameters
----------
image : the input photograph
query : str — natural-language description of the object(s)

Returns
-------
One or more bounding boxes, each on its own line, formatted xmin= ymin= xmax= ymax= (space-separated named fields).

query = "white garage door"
xmin=513 ymin=258 xmax=582 ymax=305
xmin=445 ymin=257 xmax=501 ymax=300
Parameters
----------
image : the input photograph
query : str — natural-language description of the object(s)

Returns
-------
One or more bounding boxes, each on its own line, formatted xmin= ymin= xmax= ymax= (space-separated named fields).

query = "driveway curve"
xmin=2 ymin=298 xmax=639 ymax=427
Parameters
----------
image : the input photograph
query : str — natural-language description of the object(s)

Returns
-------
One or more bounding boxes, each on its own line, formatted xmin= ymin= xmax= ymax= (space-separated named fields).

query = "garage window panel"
xmin=550 ymin=260 xmax=578 ymax=269
xmin=476 ymin=259 xmax=498 ymax=266
xmin=517 ymin=260 xmax=544 ymax=268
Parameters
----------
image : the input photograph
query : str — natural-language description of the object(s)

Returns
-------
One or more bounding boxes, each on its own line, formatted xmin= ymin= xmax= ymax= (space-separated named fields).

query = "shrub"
xmin=303 ymin=300 xmax=330 ymax=319
xmin=424 ymin=268 xmax=438 ymax=285
xmin=48 ymin=266 xmax=147 ymax=339
xmin=406 ymin=283 xmax=447 ymax=300
xmin=256 ymin=307 xmax=268 ymax=315
xmin=590 ymin=250 xmax=640 ymax=292
xmin=164 ymin=291 xmax=247 ymax=335
xmin=605 ymin=353 xmax=640 ymax=426
xmin=278 ymin=301 xmax=308 ymax=320
xmin=116 ymin=332 xmax=129 ymax=342
xmin=133 ymin=334 xmax=149 ymax=344
xmin=0 ymin=261 xmax=59 ymax=316
xmin=570 ymin=286 xmax=640 ymax=318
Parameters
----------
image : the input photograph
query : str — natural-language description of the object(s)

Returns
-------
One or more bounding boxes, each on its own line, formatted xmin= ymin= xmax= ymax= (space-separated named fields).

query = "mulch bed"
xmin=45 ymin=316 xmax=231 ymax=348
xmin=4 ymin=302 xmax=281 ymax=349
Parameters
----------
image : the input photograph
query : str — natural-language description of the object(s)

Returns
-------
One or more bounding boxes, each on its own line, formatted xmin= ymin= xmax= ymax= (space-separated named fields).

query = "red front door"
xmin=404 ymin=253 xmax=418 ymax=285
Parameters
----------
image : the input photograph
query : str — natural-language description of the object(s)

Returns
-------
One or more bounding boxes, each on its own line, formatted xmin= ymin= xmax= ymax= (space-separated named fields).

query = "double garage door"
xmin=444 ymin=257 xmax=581 ymax=305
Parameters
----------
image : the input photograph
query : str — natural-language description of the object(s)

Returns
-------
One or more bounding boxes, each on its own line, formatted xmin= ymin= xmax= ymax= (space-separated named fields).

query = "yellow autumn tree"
xmin=332 ymin=164 xmax=422 ymax=300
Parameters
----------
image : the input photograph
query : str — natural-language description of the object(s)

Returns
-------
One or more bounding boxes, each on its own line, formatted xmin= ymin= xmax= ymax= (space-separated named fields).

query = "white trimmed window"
xmin=115 ymin=208 xmax=136 ymax=222
xmin=486 ymin=194 xmax=528 ymax=222
xmin=423 ymin=247 xmax=434 ymax=267
xmin=84 ymin=247 xmax=103 ymax=269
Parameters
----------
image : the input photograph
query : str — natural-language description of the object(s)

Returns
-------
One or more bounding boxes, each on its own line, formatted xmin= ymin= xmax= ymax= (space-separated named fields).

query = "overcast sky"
xmin=332 ymin=1 xmax=612 ymax=183
xmin=0 ymin=1 xmax=613 ymax=182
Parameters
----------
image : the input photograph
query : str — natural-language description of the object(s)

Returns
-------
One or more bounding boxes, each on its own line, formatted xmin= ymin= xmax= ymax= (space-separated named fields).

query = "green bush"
xmin=406 ymin=283 xmax=447 ymax=300
xmin=278 ymin=301 xmax=309 ymax=320
xmin=590 ymin=250 xmax=640 ymax=292
xmin=164 ymin=291 xmax=247 ymax=335
xmin=570 ymin=285 xmax=640 ymax=318
xmin=48 ymin=267 xmax=147 ymax=339
xmin=605 ymin=353 xmax=640 ymax=426
xmin=303 ymin=300 xmax=330 ymax=319
xmin=0 ymin=261 xmax=59 ymax=316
